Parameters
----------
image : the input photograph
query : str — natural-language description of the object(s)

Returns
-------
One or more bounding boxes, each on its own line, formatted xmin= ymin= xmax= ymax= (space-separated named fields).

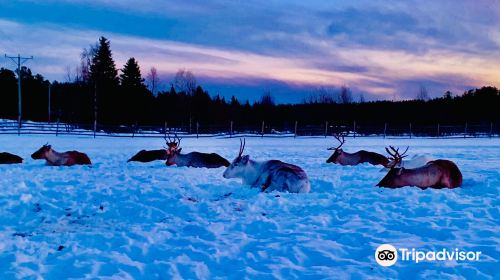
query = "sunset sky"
xmin=1 ymin=0 xmax=499 ymax=103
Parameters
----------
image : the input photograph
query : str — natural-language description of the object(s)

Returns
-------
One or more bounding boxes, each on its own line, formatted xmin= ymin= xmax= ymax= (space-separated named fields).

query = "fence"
xmin=0 ymin=119 xmax=498 ymax=138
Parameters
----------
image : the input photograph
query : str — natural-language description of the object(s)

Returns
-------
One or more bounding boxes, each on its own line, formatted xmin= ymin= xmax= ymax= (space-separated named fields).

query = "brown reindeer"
xmin=326 ymin=132 xmax=389 ymax=166
xmin=165 ymin=135 xmax=230 ymax=168
xmin=0 ymin=152 xmax=23 ymax=164
xmin=31 ymin=144 xmax=91 ymax=166
xmin=127 ymin=135 xmax=179 ymax=162
xmin=377 ymin=146 xmax=462 ymax=189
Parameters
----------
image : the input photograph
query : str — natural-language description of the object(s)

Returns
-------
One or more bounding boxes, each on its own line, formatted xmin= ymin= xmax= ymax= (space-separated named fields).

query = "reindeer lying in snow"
xmin=377 ymin=146 xmax=462 ymax=189
xmin=223 ymin=139 xmax=310 ymax=193
xmin=326 ymin=132 xmax=389 ymax=166
xmin=165 ymin=134 xmax=230 ymax=168
xmin=31 ymin=144 xmax=91 ymax=166
xmin=127 ymin=135 xmax=178 ymax=162
xmin=0 ymin=152 xmax=23 ymax=164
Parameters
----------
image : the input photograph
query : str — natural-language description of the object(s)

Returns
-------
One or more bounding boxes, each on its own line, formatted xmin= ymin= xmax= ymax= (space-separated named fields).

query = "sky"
xmin=1 ymin=0 xmax=499 ymax=103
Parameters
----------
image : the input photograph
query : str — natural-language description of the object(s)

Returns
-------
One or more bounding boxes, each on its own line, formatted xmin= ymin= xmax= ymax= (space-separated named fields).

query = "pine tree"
xmin=89 ymin=37 xmax=119 ymax=124
xmin=90 ymin=37 xmax=118 ymax=86
xmin=120 ymin=57 xmax=145 ymax=89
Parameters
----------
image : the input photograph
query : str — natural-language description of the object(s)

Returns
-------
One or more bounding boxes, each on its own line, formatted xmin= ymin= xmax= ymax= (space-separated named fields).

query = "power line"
xmin=4 ymin=54 xmax=33 ymax=131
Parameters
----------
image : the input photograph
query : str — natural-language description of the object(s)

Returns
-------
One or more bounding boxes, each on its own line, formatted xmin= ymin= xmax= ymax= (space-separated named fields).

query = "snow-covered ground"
xmin=0 ymin=135 xmax=498 ymax=279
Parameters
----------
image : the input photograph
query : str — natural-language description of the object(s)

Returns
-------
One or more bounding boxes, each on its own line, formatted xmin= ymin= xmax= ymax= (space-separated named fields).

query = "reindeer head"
xmin=385 ymin=146 xmax=409 ymax=168
xmin=31 ymin=143 xmax=52 ymax=159
xmin=164 ymin=133 xmax=181 ymax=155
xmin=223 ymin=138 xmax=250 ymax=178
xmin=326 ymin=132 xmax=347 ymax=163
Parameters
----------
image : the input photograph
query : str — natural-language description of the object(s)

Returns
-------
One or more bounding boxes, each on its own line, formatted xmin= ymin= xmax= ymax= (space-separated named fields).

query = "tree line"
xmin=0 ymin=36 xmax=498 ymax=130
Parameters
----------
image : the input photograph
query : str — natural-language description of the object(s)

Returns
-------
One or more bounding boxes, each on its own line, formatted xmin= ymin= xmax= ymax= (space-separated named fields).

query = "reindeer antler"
xmin=238 ymin=138 xmax=246 ymax=158
xmin=328 ymin=132 xmax=347 ymax=150
xmin=175 ymin=133 xmax=182 ymax=148
xmin=164 ymin=131 xmax=181 ymax=149
xmin=385 ymin=146 xmax=409 ymax=166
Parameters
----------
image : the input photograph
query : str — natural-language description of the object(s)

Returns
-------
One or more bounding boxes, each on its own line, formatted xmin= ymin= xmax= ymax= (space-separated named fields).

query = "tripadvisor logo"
xmin=375 ymin=244 xmax=398 ymax=266
xmin=375 ymin=244 xmax=481 ymax=267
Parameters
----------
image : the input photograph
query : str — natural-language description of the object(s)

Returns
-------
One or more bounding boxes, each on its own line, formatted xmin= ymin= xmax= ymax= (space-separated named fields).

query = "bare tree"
xmin=174 ymin=69 xmax=197 ymax=94
xmin=417 ymin=85 xmax=429 ymax=101
xmin=359 ymin=93 xmax=366 ymax=103
xmin=79 ymin=44 xmax=97 ymax=84
xmin=304 ymin=87 xmax=337 ymax=104
xmin=259 ymin=90 xmax=275 ymax=106
xmin=339 ymin=85 xmax=353 ymax=104
xmin=146 ymin=67 xmax=160 ymax=95
xmin=65 ymin=66 xmax=73 ymax=83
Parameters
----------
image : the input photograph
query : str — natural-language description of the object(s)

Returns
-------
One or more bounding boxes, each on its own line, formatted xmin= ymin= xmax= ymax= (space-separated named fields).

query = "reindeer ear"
xmin=241 ymin=155 xmax=250 ymax=164
xmin=177 ymin=148 xmax=182 ymax=153
xmin=397 ymin=168 xmax=403 ymax=175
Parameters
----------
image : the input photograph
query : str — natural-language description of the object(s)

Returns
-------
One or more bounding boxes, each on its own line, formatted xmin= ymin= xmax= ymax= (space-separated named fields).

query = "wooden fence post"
xmin=261 ymin=121 xmax=265 ymax=138
xmin=56 ymin=118 xmax=59 ymax=136
xmin=464 ymin=122 xmax=467 ymax=138
xmin=294 ymin=121 xmax=298 ymax=138
xmin=93 ymin=119 xmax=97 ymax=138
xmin=196 ymin=122 xmax=199 ymax=139
xmin=490 ymin=122 xmax=493 ymax=138
xmin=189 ymin=117 xmax=192 ymax=134
xmin=409 ymin=123 xmax=412 ymax=139
xmin=353 ymin=120 xmax=356 ymax=138
xmin=324 ymin=121 xmax=328 ymax=138
xmin=383 ymin=122 xmax=387 ymax=138
xmin=230 ymin=121 xmax=233 ymax=138
xmin=437 ymin=123 xmax=440 ymax=138
xmin=164 ymin=121 xmax=167 ymax=138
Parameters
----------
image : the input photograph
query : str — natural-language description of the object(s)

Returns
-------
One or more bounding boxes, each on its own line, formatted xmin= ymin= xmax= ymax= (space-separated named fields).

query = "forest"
xmin=0 ymin=37 xmax=498 ymax=133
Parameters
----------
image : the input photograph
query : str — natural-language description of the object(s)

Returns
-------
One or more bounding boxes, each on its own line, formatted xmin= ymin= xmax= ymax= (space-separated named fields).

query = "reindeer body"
xmin=166 ymin=149 xmax=230 ymax=168
xmin=0 ymin=152 xmax=23 ymax=164
xmin=377 ymin=159 xmax=462 ymax=189
xmin=128 ymin=149 xmax=168 ymax=162
xmin=223 ymin=139 xmax=310 ymax=193
xmin=31 ymin=145 xmax=91 ymax=166
xmin=327 ymin=149 xmax=388 ymax=166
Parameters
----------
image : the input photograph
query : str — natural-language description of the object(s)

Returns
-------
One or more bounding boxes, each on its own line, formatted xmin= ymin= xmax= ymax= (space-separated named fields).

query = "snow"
xmin=0 ymin=135 xmax=498 ymax=279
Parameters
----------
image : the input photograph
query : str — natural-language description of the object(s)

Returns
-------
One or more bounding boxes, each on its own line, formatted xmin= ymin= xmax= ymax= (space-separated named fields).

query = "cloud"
xmin=1 ymin=0 xmax=499 ymax=102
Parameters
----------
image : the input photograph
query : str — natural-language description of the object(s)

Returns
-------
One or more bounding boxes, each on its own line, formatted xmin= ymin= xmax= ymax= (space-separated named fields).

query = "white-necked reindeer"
xmin=31 ymin=143 xmax=91 ymax=166
xmin=326 ymin=132 xmax=389 ymax=166
xmin=165 ymin=135 xmax=230 ymax=168
xmin=223 ymin=139 xmax=311 ymax=193
xmin=377 ymin=146 xmax=462 ymax=189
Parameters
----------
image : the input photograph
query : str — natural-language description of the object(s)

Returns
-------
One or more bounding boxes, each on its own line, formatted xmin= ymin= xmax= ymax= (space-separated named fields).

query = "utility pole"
xmin=5 ymin=54 xmax=33 ymax=130
xmin=48 ymin=82 xmax=52 ymax=123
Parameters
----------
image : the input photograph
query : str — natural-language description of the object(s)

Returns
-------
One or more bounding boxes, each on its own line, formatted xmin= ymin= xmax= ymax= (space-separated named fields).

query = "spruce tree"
xmin=90 ymin=37 xmax=118 ymax=86
xmin=89 ymin=36 xmax=119 ymax=124
xmin=120 ymin=57 xmax=145 ymax=89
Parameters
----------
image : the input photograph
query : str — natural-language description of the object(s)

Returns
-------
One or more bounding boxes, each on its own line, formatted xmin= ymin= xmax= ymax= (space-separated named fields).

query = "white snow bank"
xmin=0 ymin=135 xmax=498 ymax=279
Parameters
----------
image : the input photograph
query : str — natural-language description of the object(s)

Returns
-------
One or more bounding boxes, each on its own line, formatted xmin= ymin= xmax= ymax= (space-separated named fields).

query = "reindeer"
xmin=0 ymin=152 xmax=23 ymax=164
xmin=127 ymin=135 xmax=179 ymax=162
xmin=31 ymin=144 xmax=91 ymax=166
xmin=377 ymin=146 xmax=462 ymax=189
xmin=326 ymin=132 xmax=389 ymax=166
xmin=223 ymin=139 xmax=310 ymax=193
xmin=165 ymin=135 xmax=230 ymax=168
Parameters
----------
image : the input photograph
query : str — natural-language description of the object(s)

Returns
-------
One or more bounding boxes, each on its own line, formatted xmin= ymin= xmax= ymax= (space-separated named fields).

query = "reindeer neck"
xmin=242 ymin=159 xmax=263 ymax=185
xmin=45 ymin=149 xmax=63 ymax=164
xmin=173 ymin=152 xmax=190 ymax=165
